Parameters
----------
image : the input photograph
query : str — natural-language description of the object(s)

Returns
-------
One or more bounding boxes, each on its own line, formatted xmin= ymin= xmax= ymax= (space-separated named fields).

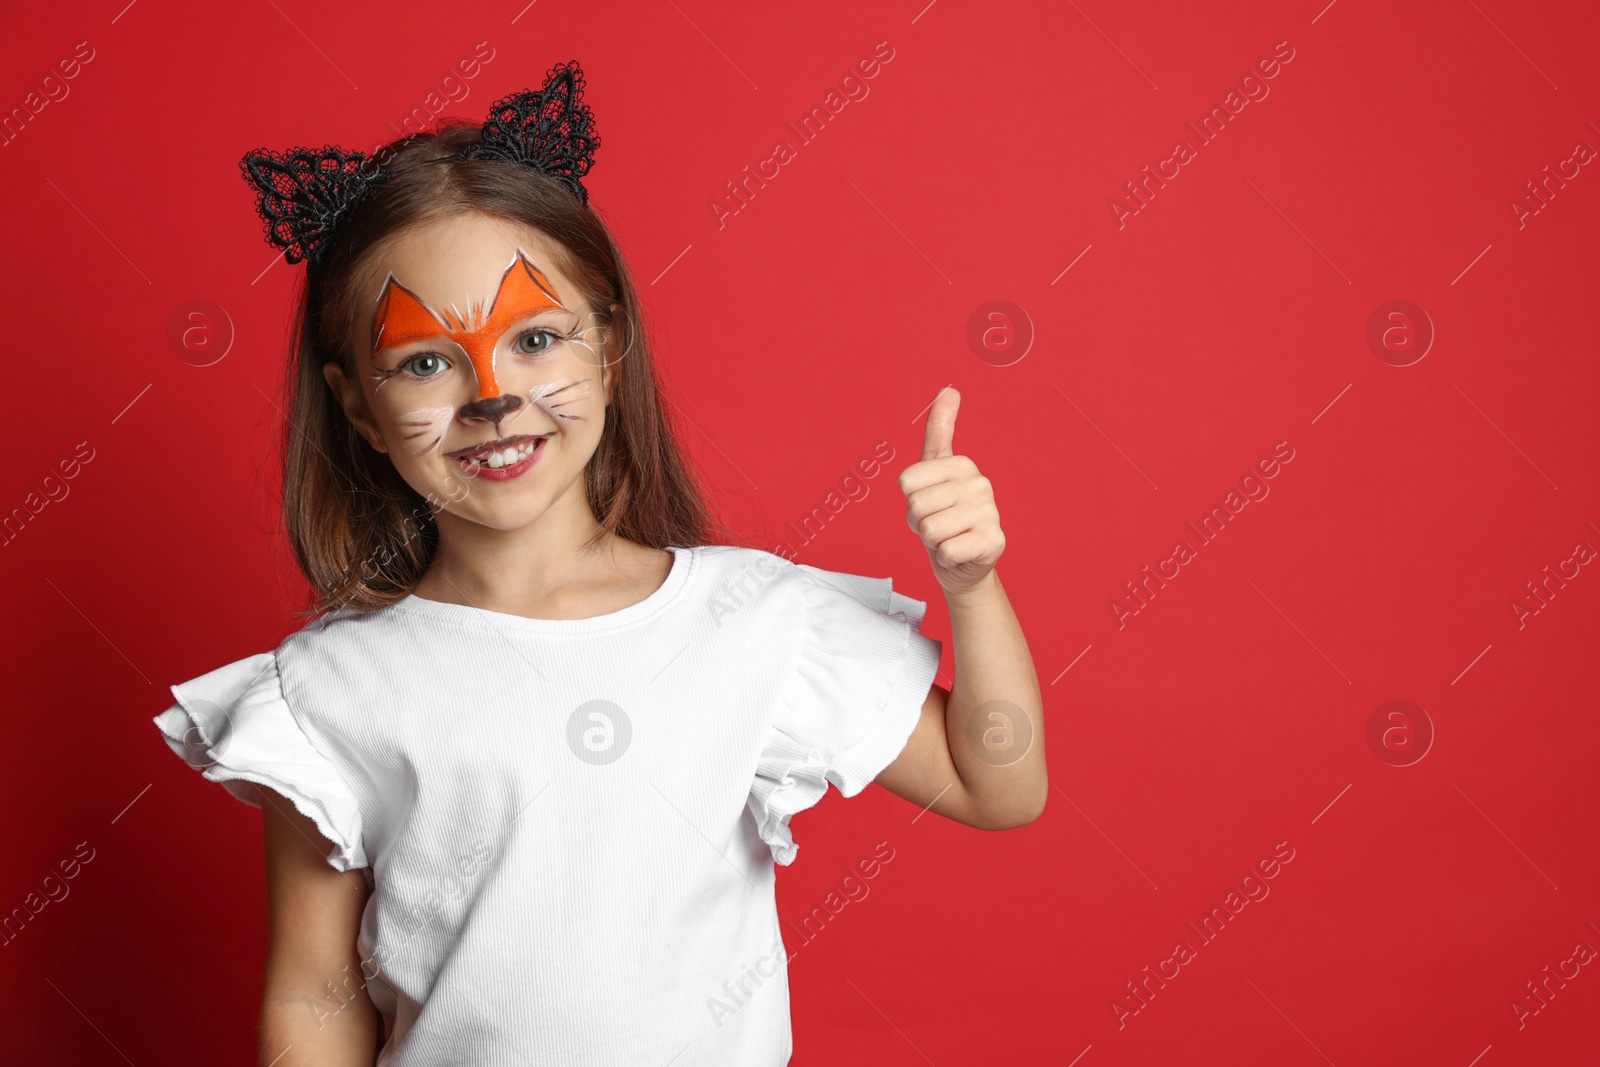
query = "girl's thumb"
xmin=921 ymin=386 xmax=959 ymax=461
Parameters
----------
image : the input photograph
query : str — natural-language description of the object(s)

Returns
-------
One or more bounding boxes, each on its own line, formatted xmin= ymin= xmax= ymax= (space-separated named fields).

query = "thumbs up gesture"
xmin=899 ymin=386 xmax=1006 ymax=597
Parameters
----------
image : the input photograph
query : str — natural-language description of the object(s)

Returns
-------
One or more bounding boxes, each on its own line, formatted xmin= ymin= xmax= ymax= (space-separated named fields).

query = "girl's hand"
xmin=899 ymin=386 xmax=1006 ymax=598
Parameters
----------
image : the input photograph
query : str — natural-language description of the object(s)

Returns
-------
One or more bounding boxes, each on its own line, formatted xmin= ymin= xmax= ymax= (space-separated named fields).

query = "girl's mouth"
xmin=446 ymin=433 xmax=551 ymax=480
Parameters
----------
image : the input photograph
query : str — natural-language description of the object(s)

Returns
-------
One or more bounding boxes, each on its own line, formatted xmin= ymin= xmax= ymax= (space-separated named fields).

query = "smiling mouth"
xmin=446 ymin=433 xmax=551 ymax=469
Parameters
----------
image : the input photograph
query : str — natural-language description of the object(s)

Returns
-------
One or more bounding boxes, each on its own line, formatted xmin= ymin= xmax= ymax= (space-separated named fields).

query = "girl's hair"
xmin=278 ymin=119 xmax=737 ymax=615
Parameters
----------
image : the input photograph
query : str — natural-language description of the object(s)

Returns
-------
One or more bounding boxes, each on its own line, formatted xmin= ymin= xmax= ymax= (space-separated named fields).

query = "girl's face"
xmin=326 ymin=212 xmax=614 ymax=532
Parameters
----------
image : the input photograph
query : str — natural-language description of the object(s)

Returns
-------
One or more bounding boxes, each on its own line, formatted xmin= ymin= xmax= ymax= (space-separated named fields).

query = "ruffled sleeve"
xmin=151 ymin=652 xmax=368 ymax=872
xmin=748 ymin=563 xmax=944 ymax=866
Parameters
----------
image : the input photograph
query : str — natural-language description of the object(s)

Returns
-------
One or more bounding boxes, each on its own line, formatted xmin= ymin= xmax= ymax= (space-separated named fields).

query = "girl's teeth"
xmin=482 ymin=442 xmax=537 ymax=469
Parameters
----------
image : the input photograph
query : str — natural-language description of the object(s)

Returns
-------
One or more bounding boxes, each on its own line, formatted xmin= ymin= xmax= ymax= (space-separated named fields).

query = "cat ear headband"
xmin=238 ymin=59 xmax=600 ymax=271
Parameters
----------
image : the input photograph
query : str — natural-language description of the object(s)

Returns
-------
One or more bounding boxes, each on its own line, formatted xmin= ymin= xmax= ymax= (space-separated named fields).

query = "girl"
xmin=152 ymin=61 xmax=1045 ymax=1067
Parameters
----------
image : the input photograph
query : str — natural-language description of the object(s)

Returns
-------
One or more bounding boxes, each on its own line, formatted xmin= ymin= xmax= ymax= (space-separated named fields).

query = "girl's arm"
xmin=875 ymin=387 xmax=1048 ymax=829
xmin=259 ymin=787 xmax=379 ymax=1066
xmin=875 ymin=574 xmax=1046 ymax=829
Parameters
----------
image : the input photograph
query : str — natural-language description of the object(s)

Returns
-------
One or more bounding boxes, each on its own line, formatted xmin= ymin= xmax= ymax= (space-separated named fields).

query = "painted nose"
xmin=459 ymin=394 xmax=523 ymax=427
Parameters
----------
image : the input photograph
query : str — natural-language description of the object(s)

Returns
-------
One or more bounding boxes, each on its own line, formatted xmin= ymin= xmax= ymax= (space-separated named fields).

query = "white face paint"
xmin=394 ymin=405 xmax=457 ymax=455
xmin=383 ymin=376 xmax=592 ymax=460
xmin=528 ymin=376 xmax=595 ymax=423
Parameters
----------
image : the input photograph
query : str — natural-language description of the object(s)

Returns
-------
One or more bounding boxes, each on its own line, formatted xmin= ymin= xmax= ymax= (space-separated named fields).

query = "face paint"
xmin=389 ymin=376 xmax=594 ymax=466
xmin=528 ymin=377 xmax=595 ymax=423
xmin=394 ymin=404 xmax=456 ymax=455
xmin=370 ymin=248 xmax=567 ymax=399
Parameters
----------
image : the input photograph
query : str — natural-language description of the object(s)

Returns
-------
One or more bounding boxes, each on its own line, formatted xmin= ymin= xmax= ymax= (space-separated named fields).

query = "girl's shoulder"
xmin=150 ymin=643 xmax=368 ymax=871
xmin=275 ymin=593 xmax=452 ymax=658
xmin=154 ymin=603 xmax=385 ymax=736
xmin=697 ymin=542 xmax=935 ymax=633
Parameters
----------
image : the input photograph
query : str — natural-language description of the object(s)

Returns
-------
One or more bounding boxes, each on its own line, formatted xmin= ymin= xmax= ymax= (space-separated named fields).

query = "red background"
xmin=2 ymin=0 xmax=1597 ymax=1063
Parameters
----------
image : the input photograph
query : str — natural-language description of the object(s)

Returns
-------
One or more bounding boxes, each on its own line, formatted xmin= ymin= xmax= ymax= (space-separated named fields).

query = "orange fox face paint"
xmin=371 ymin=249 xmax=566 ymax=399
xmin=335 ymin=213 xmax=616 ymax=520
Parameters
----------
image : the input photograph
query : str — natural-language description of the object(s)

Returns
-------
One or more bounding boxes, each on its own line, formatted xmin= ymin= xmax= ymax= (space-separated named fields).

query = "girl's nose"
xmin=459 ymin=394 xmax=523 ymax=428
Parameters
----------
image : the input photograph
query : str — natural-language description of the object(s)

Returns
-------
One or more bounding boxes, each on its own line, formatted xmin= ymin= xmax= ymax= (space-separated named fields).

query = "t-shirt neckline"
xmin=390 ymin=544 xmax=695 ymax=634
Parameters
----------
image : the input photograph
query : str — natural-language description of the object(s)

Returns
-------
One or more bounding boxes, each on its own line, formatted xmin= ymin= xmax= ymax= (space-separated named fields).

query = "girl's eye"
xmin=400 ymin=353 xmax=447 ymax=378
xmin=515 ymin=328 xmax=563 ymax=356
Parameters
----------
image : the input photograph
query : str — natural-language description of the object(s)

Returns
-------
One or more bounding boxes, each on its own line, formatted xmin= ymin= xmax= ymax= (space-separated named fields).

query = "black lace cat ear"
xmin=457 ymin=60 xmax=601 ymax=205
xmin=238 ymin=145 xmax=394 ymax=267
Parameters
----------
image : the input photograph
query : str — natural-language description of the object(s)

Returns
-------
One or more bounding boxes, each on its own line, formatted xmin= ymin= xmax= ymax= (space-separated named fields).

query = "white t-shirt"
xmin=152 ymin=544 xmax=943 ymax=1066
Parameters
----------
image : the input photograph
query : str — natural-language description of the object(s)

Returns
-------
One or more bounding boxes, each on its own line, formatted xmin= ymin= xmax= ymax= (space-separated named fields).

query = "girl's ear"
xmin=321 ymin=361 xmax=389 ymax=454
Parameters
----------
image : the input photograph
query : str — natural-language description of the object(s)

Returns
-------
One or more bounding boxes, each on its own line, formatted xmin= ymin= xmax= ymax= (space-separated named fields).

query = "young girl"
xmin=152 ymin=61 xmax=1045 ymax=1067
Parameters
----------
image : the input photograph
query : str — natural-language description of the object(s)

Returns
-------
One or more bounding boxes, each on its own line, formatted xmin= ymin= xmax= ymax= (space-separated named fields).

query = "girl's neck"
xmin=411 ymin=500 xmax=666 ymax=621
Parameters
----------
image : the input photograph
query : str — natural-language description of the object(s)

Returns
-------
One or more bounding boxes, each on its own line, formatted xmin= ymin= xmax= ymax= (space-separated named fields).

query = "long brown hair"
xmin=277 ymin=119 xmax=736 ymax=615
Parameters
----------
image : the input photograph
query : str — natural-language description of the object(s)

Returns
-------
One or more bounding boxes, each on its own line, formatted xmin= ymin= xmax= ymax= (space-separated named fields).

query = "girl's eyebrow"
xmin=369 ymin=251 xmax=571 ymax=398
xmin=504 ymin=305 xmax=579 ymax=326
xmin=372 ymin=334 xmax=468 ymax=362
xmin=376 ymin=325 xmax=455 ymax=350
xmin=372 ymin=256 xmax=566 ymax=351
xmin=376 ymin=305 xmax=576 ymax=353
